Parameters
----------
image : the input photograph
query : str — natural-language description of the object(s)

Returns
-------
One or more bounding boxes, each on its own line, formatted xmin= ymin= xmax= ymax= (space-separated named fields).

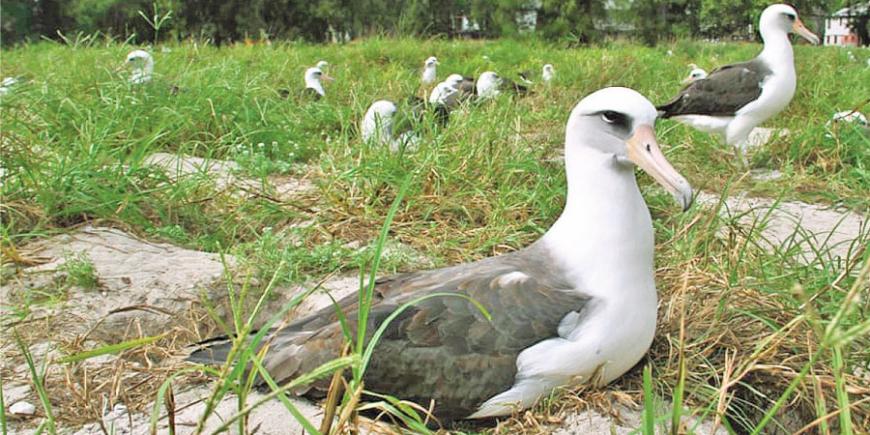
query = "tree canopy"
xmin=0 ymin=0 xmax=856 ymax=46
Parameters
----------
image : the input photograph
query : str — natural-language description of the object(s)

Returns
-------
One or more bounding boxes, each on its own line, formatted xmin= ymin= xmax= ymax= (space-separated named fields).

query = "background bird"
xmin=421 ymin=56 xmax=438 ymax=86
xmin=657 ymin=4 xmax=819 ymax=159
xmin=682 ymin=63 xmax=708 ymax=84
xmin=542 ymin=64 xmax=555 ymax=83
xmin=126 ymin=50 xmax=154 ymax=85
xmin=302 ymin=66 xmax=333 ymax=99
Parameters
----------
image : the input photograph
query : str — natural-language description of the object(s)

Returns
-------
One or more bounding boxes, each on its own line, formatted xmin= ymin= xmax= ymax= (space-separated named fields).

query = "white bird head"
xmin=304 ymin=67 xmax=333 ymax=96
xmin=567 ymin=87 xmax=693 ymax=210
xmin=681 ymin=64 xmax=708 ymax=84
xmin=429 ymin=81 xmax=459 ymax=105
xmin=361 ymin=100 xmax=398 ymax=145
xmin=424 ymin=56 xmax=439 ymax=68
xmin=126 ymin=49 xmax=154 ymax=84
xmin=316 ymin=60 xmax=329 ymax=69
xmin=476 ymin=71 xmax=502 ymax=99
xmin=542 ymin=64 xmax=555 ymax=82
xmin=445 ymin=73 xmax=464 ymax=85
xmin=759 ymin=4 xmax=819 ymax=45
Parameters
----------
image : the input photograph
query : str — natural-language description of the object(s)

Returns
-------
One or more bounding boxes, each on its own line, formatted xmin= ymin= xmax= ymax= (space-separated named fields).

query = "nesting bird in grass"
xmin=125 ymin=49 xmax=181 ymax=94
xmin=302 ymin=67 xmax=333 ymax=99
xmin=126 ymin=50 xmax=154 ymax=84
xmin=189 ymin=87 xmax=693 ymax=423
xmin=421 ymin=56 xmax=439 ymax=86
xmin=429 ymin=79 xmax=460 ymax=108
xmin=445 ymin=73 xmax=476 ymax=98
xmin=542 ymin=64 xmax=555 ymax=83
xmin=430 ymin=74 xmax=474 ymax=109
xmin=476 ymin=71 xmax=502 ymax=99
xmin=682 ymin=63 xmax=708 ymax=84
xmin=657 ymin=4 xmax=819 ymax=159
xmin=361 ymin=100 xmax=420 ymax=152
xmin=0 ymin=77 xmax=20 ymax=96
xmin=476 ymin=71 xmax=529 ymax=100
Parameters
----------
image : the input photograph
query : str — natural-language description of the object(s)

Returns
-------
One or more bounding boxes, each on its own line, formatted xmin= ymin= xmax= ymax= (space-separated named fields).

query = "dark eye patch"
xmin=784 ymin=13 xmax=796 ymax=21
xmin=599 ymin=110 xmax=632 ymax=130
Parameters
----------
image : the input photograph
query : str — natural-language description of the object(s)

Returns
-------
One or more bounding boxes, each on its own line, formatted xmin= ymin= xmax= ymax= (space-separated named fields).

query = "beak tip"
xmin=682 ymin=188 xmax=694 ymax=212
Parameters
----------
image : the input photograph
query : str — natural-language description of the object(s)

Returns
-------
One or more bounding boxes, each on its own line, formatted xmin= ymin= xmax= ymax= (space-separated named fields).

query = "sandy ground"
xmin=696 ymin=191 xmax=867 ymax=265
xmin=144 ymin=153 xmax=315 ymax=201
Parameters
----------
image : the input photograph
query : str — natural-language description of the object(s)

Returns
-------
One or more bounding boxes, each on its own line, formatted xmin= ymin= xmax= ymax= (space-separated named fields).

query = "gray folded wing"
xmin=657 ymin=59 xmax=771 ymax=117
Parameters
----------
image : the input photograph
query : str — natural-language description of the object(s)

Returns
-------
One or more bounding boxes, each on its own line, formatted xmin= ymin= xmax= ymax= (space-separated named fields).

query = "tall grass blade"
xmin=643 ymin=365 xmax=655 ymax=435
xmin=14 ymin=334 xmax=55 ymax=434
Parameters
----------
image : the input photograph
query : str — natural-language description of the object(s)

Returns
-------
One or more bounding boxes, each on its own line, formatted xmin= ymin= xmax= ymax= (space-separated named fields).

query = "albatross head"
xmin=304 ymin=67 xmax=333 ymax=95
xmin=126 ymin=50 xmax=154 ymax=84
xmin=315 ymin=60 xmax=329 ymax=69
xmin=682 ymin=64 xmax=707 ymax=84
xmin=567 ymin=87 xmax=693 ymax=211
xmin=424 ymin=56 xmax=439 ymax=68
xmin=759 ymin=4 xmax=819 ymax=45
xmin=445 ymin=74 xmax=464 ymax=85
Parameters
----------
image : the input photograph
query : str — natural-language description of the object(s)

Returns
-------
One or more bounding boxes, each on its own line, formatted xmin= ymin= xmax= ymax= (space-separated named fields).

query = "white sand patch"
xmin=697 ymin=192 xmax=867 ymax=264
xmin=66 ymin=384 xmax=325 ymax=435
xmin=143 ymin=152 xmax=315 ymax=200
xmin=2 ymin=226 xmax=234 ymax=343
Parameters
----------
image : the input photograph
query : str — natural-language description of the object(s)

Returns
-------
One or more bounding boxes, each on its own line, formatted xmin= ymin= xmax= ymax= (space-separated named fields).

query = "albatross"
xmin=477 ymin=71 xmax=529 ymax=99
xmin=126 ymin=50 xmax=154 ymax=84
xmin=303 ymin=66 xmax=333 ymax=99
xmin=542 ymin=64 xmax=555 ymax=83
xmin=189 ymin=87 xmax=693 ymax=422
xmin=657 ymin=4 xmax=819 ymax=155
xmin=421 ymin=56 xmax=439 ymax=86
xmin=361 ymin=100 xmax=420 ymax=152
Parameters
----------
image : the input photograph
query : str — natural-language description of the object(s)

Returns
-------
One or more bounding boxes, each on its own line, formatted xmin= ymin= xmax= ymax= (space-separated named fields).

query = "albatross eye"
xmin=784 ymin=13 xmax=796 ymax=21
xmin=601 ymin=111 xmax=625 ymax=124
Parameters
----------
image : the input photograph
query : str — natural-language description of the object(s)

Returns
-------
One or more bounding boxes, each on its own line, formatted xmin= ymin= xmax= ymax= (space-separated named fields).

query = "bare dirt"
xmin=696 ymin=191 xmax=867 ymax=265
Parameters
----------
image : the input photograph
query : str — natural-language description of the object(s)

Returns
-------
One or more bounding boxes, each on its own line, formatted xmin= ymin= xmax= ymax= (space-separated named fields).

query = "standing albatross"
xmin=189 ymin=87 xmax=693 ymax=422
xmin=421 ymin=56 xmax=439 ymax=86
xmin=657 ymin=4 xmax=819 ymax=154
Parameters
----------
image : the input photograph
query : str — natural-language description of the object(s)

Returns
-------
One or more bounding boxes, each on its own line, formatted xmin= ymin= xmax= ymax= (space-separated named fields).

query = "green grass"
xmin=1 ymin=36 xmax=869 ymax=433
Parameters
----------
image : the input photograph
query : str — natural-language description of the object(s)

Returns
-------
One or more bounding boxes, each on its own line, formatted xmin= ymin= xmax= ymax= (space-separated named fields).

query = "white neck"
xmin=759 ymin=27 xmax=794 ymax=68
xmin=131 ymin=59 xmax=154 ymax=84
xmin=422 ymin=66 xmax=436 ymax=82
xmin=305 ymin=77 xmax=325 ymax=96
xmin=541 ymin=146 xmax=655 ymax=299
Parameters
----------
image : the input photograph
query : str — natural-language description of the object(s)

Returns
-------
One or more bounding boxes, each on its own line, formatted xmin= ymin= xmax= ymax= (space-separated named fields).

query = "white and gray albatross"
xmin=189 ymin=87 xmax=693 ymax=422
xmin=657 ymin=4 xmax=819 ymax=152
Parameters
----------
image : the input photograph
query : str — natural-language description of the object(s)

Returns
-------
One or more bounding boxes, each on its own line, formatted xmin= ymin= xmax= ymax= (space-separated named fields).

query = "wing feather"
xmin=190 ymin=245 xmax=592 ymax=422
xmin=657 ymin=59 xmax=771 ymax=117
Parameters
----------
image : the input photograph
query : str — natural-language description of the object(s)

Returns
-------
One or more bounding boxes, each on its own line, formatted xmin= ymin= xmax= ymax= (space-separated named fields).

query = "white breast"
xmin=736 ymin=69 xmax=795 ymax=120
xmin=422 ymin=67 xmax=437 ymax=85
